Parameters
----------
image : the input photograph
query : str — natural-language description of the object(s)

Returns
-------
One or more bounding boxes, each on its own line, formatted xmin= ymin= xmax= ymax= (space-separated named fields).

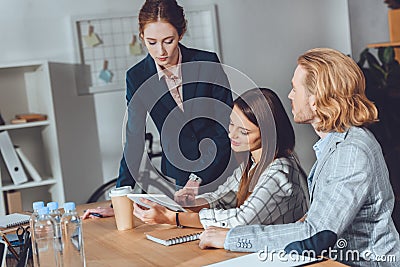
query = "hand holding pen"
xmin=81 ymin=207 xmax=115 ymax=220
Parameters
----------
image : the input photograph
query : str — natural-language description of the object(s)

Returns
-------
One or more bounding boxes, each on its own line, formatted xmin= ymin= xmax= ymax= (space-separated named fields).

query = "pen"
xmin=0 ymin=230 xmax=20 ymax=261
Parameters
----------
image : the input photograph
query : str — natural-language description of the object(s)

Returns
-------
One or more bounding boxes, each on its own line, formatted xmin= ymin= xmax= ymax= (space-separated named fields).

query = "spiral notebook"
xmin=0 ymin=213 xmax=30 ymax=228
xmin=145 ymin=227 xmax=203 ymax=246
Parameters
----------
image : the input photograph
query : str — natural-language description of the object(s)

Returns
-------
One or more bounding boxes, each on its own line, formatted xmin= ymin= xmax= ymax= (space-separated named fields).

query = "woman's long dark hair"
xmin=235 ymin=88 xmax=296 ymax=206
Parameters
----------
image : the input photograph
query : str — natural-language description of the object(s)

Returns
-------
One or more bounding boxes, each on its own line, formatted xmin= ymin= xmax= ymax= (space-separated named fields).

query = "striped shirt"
xmin=197 ymin=156 xmax=309 ymax=228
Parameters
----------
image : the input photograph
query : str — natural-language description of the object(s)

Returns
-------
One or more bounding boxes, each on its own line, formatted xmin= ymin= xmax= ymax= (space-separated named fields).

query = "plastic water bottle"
xmin=30 ymin=201 xmax=45 ymax=229
xmin=47 ymin=201 xmax=62 ymax=224
xmin=47 ymin=201 xmax=62 ymax=255
xmin=60 ymin=202 xmax=85 ymax=267
xmin=30 ymin=201 xmax=44 ymax=266
xmin=34 ymin=206 xmax=60 ymax=267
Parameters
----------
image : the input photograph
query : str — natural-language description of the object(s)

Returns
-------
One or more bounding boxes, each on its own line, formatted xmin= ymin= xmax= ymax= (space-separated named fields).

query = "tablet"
xmin=127 ymin=194 xmax=187 ymax=212
xmin=0 ymin=240 xmax=6 ymax=267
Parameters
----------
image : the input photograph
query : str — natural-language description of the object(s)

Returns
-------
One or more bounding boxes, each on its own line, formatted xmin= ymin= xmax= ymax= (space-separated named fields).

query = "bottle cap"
xmin=38 ymin=207 xmax=50 ymax=216
xmin=32 ymin=201 xmax=45 ymax=211
xmin=47 ymin=201 xmax=58 ymax=210
xmin=64 ymin=202 xmax=76 ymax=212
xmin=109 ymin=186 xmax=132 ymax=197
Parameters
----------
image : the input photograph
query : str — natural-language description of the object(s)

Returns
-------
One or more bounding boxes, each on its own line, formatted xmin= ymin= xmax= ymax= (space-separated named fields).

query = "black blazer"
xmin=117 ymin=44 xmax=233 ymax=188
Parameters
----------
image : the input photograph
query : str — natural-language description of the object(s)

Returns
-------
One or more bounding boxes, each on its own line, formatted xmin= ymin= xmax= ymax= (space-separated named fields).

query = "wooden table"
xmin=79 ymin=202 xmax=347 ymax=267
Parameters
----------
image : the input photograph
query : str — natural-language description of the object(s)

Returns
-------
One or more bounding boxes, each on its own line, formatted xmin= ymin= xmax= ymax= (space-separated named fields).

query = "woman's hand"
xmin=199 ymin=226 xmax=229 ymax=249
xmin=81 ymin=206 xmax=115 ymax=220
xmin=133 ymin=198 xmax=175 ymax=225
xmin=174 ymin=187 xmax=196 ymax=206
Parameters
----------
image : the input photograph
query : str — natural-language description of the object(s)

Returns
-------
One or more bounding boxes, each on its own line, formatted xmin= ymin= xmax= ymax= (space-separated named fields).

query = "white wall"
xmin=0 ymin=0 xmax=352 ymax=199
xmin=181 ymin=0 xmax=352 ymax=172
xmin=348 ymin=0 xmax=389 ymax=60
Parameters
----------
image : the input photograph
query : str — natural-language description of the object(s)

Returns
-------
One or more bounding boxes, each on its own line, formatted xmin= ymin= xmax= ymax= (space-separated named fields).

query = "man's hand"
xmin=199 ymin=226 xmax=229 ymax=249
xmin=81 ymin=206 xmax=115 ymax=219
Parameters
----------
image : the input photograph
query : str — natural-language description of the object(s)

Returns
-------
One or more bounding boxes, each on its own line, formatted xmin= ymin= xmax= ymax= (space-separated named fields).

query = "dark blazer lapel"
xmin=309 ymin=131 xmax=347 ymax=202
xmin=180 ymin=44 xmax=200 ymax=115
xmin=141 ymin=54 xmax=161 ymax=103
xmin=143 ymin=53 xmax=185 ymax=121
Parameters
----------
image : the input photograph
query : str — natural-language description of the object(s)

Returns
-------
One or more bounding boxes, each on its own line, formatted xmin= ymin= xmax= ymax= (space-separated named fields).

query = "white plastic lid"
xmin=109 ymin=186 xmax=132 ymax=197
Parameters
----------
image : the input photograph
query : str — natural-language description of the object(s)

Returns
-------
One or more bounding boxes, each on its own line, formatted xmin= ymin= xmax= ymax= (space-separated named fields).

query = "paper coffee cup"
xmin=110 ymin=186 xmax=134 ymax=231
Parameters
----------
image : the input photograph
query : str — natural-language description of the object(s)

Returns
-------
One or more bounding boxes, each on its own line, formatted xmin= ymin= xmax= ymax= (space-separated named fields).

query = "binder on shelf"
xmin=15 ymin=146 xmax=42 ymax=182
xmin=0 ymin=131 xmax=28 ymax=185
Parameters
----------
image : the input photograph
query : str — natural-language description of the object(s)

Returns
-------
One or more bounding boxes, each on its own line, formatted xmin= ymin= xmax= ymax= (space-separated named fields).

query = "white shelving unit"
xmin=0 ymin=121 xmax=50 ymax=131
xmin=0 ymin=61 xmax=104 ymax=215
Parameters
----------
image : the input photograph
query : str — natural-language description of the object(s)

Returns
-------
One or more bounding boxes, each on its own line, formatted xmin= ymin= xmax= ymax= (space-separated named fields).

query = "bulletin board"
xmin=72 ymin=5 xmax=220 ymax=94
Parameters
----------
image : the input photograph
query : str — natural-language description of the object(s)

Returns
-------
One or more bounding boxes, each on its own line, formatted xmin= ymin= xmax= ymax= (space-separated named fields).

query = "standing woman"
xmin=83 ymin=0 xmax=233 ymax=219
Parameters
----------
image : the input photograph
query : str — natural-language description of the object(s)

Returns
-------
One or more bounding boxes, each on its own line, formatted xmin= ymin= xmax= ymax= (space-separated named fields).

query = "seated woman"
xmin=133 ymin=88 xmax=309 ymax=229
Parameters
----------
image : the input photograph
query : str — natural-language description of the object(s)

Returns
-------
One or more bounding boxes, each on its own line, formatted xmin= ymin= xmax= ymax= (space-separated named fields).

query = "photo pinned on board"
xmin=99 ymin=60 xmax=113 ymax=83
xmin=83 ymin=24 xmax=102 ymax=47
xmin=129 ymin=34 xmax=143 ymax=56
